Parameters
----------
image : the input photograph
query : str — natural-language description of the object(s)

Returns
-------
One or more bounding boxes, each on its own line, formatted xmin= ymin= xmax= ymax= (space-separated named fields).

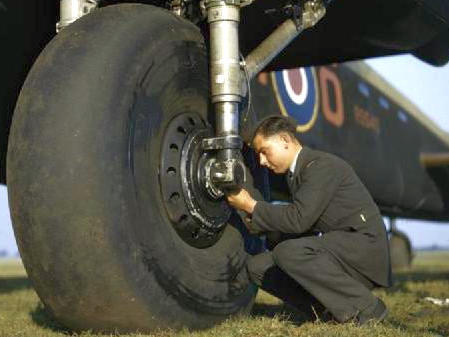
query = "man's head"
xmin=252 ymin=116 xmax=302 ymax=174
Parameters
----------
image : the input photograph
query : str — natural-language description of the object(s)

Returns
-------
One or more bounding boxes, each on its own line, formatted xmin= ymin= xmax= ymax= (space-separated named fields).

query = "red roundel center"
xmin=288 ymin=69 xmax=303 ymax=96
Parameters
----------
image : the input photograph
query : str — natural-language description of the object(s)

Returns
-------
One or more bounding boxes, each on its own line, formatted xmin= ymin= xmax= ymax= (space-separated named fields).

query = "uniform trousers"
xmin=247 ymin=233 xmax=378 ymax=322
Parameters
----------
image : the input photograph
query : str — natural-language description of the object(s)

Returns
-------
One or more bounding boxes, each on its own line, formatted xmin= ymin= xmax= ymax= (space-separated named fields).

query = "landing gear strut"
xmin=202 ymin=0 xmax=326 ymax=195
xmin=388 ymin=218 xmax=414 ymax=270
xmin=202 ymin=0 xmax=245 ymax=193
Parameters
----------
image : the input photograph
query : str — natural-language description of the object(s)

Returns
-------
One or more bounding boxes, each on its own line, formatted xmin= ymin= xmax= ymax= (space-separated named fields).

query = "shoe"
xmin=356 ymin=298 xmax=388 ymax=325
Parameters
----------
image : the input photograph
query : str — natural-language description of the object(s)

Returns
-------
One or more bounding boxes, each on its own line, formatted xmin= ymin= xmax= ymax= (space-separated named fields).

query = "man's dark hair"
xmin=253 ymin=116 xmax=300 ymax=143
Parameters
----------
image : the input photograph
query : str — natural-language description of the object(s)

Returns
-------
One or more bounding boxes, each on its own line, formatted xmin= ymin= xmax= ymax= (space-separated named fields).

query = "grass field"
xmin=1 ymin=251 xmax=448 ymax=337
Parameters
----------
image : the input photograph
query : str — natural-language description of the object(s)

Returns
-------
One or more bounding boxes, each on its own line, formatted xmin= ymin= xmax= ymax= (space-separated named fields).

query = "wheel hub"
xmin=160 ymin=113 xmax=231 ymax=248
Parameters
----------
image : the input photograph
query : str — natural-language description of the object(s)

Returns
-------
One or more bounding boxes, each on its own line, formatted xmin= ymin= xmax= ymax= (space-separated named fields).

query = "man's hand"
xmin=226 ymin=188 xmax=257 ymax=214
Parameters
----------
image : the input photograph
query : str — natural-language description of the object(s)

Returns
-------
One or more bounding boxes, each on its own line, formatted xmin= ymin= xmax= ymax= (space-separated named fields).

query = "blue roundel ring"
xmin=271 ymin=67 xmax=319 ymax=133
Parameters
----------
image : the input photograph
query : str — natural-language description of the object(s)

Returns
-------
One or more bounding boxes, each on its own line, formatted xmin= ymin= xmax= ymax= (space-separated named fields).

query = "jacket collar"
xmin=295 ymin=146 xmax=312 ymax=175
xmin=289 ymin=148 xmax=301 ymax=175
xmin=287 ymin=146 xmax=312 ymax=191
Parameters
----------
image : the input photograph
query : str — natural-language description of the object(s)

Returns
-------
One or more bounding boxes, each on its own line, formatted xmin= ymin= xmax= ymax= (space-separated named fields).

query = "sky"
xmin=1 ymin=54 xmax=449 ymax=255
xmin=366 ymin=56 xmax=449 ymax=133
xmin=0 ymin=186 xmax=15 ymax=255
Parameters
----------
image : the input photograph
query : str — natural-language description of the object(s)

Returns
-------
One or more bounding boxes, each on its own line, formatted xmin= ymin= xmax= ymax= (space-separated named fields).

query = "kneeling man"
xmin=227 ymin=116 xmax=391 ymax=324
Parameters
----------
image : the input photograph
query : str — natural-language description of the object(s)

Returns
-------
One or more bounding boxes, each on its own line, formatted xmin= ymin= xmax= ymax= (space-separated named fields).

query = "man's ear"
xmin=279 ymin=132 xmax=290 ymax=145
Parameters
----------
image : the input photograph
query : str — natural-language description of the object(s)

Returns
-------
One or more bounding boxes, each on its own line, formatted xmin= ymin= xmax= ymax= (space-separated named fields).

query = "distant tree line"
xmin=415 ymin=244 xmax=449 ymax=251
xmin=0 ymin=249 xmax=20 ymax=258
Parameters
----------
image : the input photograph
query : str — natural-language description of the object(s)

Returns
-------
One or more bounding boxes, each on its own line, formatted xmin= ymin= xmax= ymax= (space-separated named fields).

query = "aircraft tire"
xmin=7 ymin=4 xmax=257 ymax=333
xmin=389 ymin=230 xmax=413 ymax=270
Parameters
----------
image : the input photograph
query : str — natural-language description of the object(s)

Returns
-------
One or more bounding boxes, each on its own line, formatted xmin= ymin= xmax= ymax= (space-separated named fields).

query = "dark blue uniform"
xmin=247 ymin=146 xmax=392 ymax=322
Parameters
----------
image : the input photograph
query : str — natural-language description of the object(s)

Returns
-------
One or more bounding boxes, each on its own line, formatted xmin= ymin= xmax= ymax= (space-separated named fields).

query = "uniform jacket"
xmin=251 ymin=146 xmax=392 ymax=287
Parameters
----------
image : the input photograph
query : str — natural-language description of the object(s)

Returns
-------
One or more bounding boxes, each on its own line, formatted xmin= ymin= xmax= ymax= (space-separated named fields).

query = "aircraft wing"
xmin=421 ymin=153 xmax=449 ymax=168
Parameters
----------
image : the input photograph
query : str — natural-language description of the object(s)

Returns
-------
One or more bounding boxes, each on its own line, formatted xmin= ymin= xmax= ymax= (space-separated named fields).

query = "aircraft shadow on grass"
xmin=387 ymin=271 xmax=449 ymax=293
xmin=0 ymin=269 xmax=443 ymax=332
xmin=30 ymin=303 xmax=70 ymax=334
xmin=0 ymin=276 xmax=30 ymax=294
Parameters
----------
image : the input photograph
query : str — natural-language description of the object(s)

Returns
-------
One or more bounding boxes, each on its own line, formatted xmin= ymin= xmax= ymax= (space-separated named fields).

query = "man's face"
xmin=252 ymin=132 xmax=293 ymax=174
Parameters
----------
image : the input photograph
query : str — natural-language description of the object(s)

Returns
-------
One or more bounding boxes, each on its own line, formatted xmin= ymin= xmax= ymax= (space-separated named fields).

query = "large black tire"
xmin=7 ymin=4 xmax=257 ymax=333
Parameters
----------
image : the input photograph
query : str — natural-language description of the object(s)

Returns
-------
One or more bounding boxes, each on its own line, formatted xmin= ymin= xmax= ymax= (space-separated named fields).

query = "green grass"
xmin=1 ymin=252 xmax=448 ymax=337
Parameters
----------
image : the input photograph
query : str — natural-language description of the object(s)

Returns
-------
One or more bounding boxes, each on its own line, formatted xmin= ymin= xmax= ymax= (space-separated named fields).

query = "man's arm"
xmin=251 ymin=157 xmax=342 ymax=234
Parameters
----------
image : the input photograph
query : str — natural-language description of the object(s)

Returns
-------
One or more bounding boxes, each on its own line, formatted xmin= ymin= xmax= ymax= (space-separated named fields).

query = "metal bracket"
xmin=202 ymin=136 xmax=243 ymax=151
xmin=289 ymin=2 xmax=303 ymax=29
xmin=302 ymin=0 xmax=327 ymax=29
xmin=210 ymin=158 xmax=246 ymax=191
xmin=204 ymin=0 xmax=246 ymax=8
xmin=265 ymin=0 xmax=303 ymax=29
xmin=56 ymin=0 xmax=98 ymax=33
xmin=171 ymin=0 xmax=205 ymax=23
xmin=170 ymin=0 xmax=185 ymax=16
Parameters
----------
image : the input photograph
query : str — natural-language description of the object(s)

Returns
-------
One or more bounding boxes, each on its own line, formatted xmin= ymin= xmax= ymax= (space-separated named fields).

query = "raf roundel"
xmin=271 ymin=67 xmax=319 ymax=132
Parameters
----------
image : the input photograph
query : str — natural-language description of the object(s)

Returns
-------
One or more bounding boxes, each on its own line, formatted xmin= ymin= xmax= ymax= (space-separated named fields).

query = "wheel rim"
xmin=160 ymin=113 xmax=231 ymax=248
